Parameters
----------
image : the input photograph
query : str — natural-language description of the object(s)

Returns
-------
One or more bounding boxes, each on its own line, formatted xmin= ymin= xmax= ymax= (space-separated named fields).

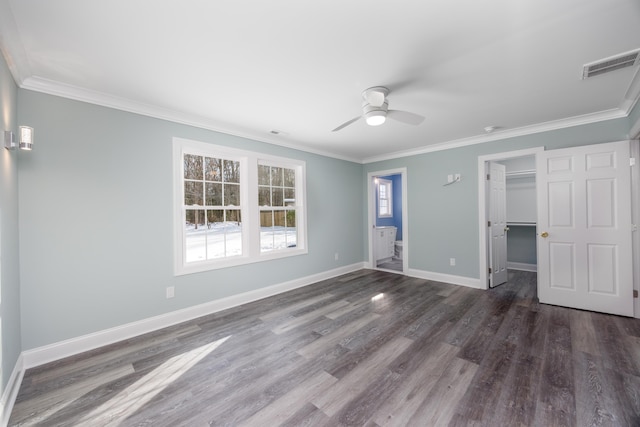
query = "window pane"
xmin=184 ymin=181 xmax=203 ymax=205
xmin=284 ymin=188 xmax=295 ymax=206
xmin=272 ymin=211 xmax=286 ymax=250
xmin=258 ymin=187 xmax=271 ymax=206
xmin=260 ymin=210 xmax=273 ymax=227
xmin=224 ymin=160 xmax=240 ymax=183
xmin=286 ymin=209 xmax=296 ymax=228
xmin=184 ymin=154 xmax=203 ymax=180
xmin=207 ymin=209 xmax=224 ymax=224
xmin=271 ymin=167 xmax=283 ymax=186
xmin=260 ymin=211 xmax=274 ymax=252
xmin=286 ymin=229 xmax=297 ymax=248
xmin=205 ymin=157 xmax=222 ymax=182
xmin=380 ymin=200 xmax=389 ymax=215
xmin=274 ymin=210 xmax=285 ymax=227
xmin=224 ymin=183 xmax=240 ymax=206
xmin=224 ymin=210 xmax=242 ymax=256
xmin=285 ymin=210 xmax=297 ymax=248
xmin=271 ymin=187 xmax=284 ymax=207
xmin=206 ymin=210 xmax=225 ymax=260
xmin=283 ymin=168 xmax=295 ymax=187
xmin=258 ymin=165 xmax=270 ymax=185
xmin=185 ymin=209 xmax=206 ymax=262
xmin=205 ymin=183 xmax=222 ymax=206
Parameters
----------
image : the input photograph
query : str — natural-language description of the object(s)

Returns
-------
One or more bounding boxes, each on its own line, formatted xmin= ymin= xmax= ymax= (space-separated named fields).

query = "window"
xmin=183 ymin=154 xmax=243 ymax=263
xmin=258 ymin=164 xmax=298 ymax=252
xmin=378 ymin=178 xmax=393 ymax=218
xmin=174 ymin=138 xmax=307 ymax=275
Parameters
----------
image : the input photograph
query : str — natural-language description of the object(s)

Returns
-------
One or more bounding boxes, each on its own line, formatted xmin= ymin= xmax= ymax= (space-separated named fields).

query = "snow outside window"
xmin=174 ymin=138 xmax=307 ymax=275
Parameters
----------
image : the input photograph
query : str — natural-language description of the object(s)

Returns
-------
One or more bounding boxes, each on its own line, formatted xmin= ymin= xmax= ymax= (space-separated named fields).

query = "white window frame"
xmin=173 ymin=138 xmax=308 ymax=275
xmin=378 ymin=178 xmax=393 ymax=218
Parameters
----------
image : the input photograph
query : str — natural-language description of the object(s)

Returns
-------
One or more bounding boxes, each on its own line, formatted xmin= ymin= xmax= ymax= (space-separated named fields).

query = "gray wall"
xmin=17 ymin=90 xmax=365 ymax=350
xmin=363 ymin=118 xmax=632 ymax=279
xmin=0 ymin=52 xmax=22 ymax=391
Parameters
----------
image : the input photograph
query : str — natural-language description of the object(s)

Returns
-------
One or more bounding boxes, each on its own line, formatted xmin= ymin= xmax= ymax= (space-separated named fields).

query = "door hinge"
xmin=634 ymin=290 xmax=638 ymax=298
xmin=632 ymin=224 xmax=638 ymax=232
xmin=631 ymin=157 xmax=636 ymax=166
xmin=488 ymin=220 xmax=491 ymax=227
xmin=486 ymin=174 xmax=490 ymax=180
xmin=488 ymin=267 xmax=492 ymax=274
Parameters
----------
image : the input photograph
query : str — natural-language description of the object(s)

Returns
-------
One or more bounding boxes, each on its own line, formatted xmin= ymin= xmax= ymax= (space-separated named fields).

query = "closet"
xmin=503 ymin=156 xmax=537 ymax=271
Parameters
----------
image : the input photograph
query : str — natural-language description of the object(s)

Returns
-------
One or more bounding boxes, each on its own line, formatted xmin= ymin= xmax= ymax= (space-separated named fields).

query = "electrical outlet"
xmin=335 ymin=252 xmax=339 ymax=261
xmin=455 ymin=173 xmax=461 ymax=181
xmin=450 ymin=258 xmax=456 ymax=266
xmin=166 ymin=286 xmax=175 ymax=299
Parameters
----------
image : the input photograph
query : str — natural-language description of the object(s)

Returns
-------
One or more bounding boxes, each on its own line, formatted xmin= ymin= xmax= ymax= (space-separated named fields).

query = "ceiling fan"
xmin=332 ymin=86 xmax=425 ymax=132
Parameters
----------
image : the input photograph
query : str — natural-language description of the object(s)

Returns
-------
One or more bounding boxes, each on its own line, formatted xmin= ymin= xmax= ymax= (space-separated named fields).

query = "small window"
xmin=378 ymin=178 xmax=393 ymax=218
xmin=174 ymin=138 xmax=307 ymax=275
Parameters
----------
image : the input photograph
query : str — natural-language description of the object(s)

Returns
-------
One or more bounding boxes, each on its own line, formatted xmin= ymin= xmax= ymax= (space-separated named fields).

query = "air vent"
xmin=582 ymin=49 xmax=640 ymax=79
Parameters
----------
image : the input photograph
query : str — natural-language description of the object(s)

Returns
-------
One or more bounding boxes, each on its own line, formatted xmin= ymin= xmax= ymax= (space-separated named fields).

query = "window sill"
xmin=174 ymin=247 xmax=308 ymax=276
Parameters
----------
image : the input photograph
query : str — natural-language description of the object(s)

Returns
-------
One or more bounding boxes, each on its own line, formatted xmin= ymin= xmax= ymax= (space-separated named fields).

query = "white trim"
xmin=13 ymin=76 xmax=638 ymax=165
xmin=362 ymin=109 xmax=626 ymax=164
xmin=630 ymin=140 xmax=640 ymax=319
xmin=507 ymin=262 xmax=537 ymax=272
xmin=478 ymin=147 xmax=544 ymax=290
xmin=367 ymin=168 xmax=409 ymax=274
xmin=21 ymin=262 xmax=365 ymax=369
xmin=1 ymin=354 xmax=24 ymax=427
xmin=21 ymin=77 xmax=362 ymax=164
xmin=405 ymin=269 xmax=483 ymax=289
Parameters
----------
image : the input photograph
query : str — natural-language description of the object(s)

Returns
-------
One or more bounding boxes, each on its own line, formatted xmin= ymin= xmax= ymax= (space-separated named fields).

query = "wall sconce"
xmin=4 ymin=126 xmax=34 ymax=151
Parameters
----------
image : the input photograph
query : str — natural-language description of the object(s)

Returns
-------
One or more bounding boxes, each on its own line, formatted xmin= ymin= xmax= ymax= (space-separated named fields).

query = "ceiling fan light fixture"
xmin=365 ymin=110 xmax=386 ymax=126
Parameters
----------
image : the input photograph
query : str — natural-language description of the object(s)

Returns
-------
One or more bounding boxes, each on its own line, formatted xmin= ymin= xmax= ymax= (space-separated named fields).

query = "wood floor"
xmin=9 ymin=269 xmax=640 ymax=426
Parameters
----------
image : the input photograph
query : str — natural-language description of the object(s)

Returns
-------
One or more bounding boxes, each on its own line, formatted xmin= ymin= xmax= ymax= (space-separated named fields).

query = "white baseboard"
xmin=507 ymin=262 xmax=537 ymax=272
xmin=21 ymin=262 xmax=365 ymax=369
xmin=406 ymin=268 xmax=483 ymax=289
xmin=1 ymin=354 xmax=24 ymax=427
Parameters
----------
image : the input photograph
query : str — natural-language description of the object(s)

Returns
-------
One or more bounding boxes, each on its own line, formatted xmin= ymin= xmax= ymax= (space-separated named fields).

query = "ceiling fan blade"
xmin=332 ymin=116 xmax=362 ymax=132
xmin=387 ymin=110 xmax=425 ymax=126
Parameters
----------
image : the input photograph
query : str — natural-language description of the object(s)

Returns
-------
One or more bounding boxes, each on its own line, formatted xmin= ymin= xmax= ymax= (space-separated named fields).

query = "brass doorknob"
xmin=540 ymin=232 xmax=549 ymax=238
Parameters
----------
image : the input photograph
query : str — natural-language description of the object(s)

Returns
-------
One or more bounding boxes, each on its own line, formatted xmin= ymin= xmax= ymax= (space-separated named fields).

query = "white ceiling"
xmin=1 ymin=0 xmax=639 ymax=163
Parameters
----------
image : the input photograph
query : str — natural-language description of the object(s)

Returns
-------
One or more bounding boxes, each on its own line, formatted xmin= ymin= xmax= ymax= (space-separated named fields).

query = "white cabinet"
xmin=374 ymin=226 xmax=396 ymax=262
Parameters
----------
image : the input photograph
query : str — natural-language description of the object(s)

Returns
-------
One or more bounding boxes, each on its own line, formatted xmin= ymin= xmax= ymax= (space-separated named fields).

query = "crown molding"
xmin=20 ymin=76 xmax=363 ymax=164
xmin=0 ymin=1 xmax=31 ymax=85
xmin=361 ymin=108 xmax=627 ymax=164
xmin=16 ymin=74 xmax=639 ymax=166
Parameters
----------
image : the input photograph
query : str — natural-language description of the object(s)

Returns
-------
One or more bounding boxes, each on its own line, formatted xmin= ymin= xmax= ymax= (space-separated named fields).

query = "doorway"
xmin=479 ymin=142 xmax=637 ymax=318
xmin=368 ymin=168 xmax=408 ymax=274
xmin=478 ymin=147 xmax=543 ymax=289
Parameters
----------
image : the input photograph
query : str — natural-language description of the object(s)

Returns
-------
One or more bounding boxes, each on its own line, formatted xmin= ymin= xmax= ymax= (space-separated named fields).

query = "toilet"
xmin=394 ymin=240 xmax=403 ymax=260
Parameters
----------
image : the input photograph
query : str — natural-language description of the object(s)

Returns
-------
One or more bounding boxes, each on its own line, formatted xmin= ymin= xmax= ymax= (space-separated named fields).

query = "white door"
xmin=536 ymin=140 xmax=633 ymax=316
xmin=489 ymin=162 xmax=508 ymax=287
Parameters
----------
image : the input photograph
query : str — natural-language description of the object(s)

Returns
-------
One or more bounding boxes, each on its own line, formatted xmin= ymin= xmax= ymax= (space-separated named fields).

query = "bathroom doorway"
xmin=368 ymin=168 xmax=408 ymax=274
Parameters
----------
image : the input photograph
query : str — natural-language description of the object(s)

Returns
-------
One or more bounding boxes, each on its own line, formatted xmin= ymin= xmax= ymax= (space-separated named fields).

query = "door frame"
xmin=477 ymin=147 xmax=543 ymax=289
xmin=367 ymin=168 xmax=409 ymax=273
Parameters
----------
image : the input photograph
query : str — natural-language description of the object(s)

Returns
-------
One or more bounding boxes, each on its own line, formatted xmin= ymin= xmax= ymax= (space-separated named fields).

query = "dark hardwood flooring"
xmin=9 ymin=269 xmax=640 ymax=426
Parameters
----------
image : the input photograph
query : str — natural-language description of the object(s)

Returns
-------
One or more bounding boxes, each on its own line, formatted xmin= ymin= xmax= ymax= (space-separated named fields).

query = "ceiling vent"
xmin=582 ymin=49 xmax=640 ymax=79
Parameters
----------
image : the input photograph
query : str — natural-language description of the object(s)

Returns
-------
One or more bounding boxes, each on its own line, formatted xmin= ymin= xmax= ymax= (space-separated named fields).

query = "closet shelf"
xmin=506 ymin=169 xmax=536 ymax=179
xmin=507 ymin=222 xmax=537 ymax=227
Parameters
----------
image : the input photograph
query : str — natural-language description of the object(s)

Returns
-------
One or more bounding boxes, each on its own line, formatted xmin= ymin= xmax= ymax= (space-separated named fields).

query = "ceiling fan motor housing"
xmin=363 ymin=101 xmax=388 ymax=126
